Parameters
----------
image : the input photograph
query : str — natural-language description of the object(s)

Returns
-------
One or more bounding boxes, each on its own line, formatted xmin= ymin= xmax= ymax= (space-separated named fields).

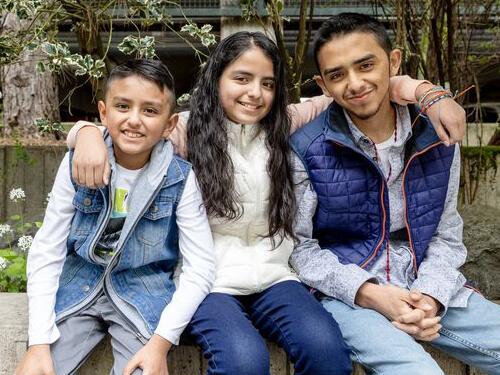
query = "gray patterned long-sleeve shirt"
xmin=290 ymin=105 xmax=472 ymax=313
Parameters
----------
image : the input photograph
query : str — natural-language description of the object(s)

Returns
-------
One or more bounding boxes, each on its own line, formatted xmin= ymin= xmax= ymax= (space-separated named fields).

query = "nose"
xmin=128 ymin=109 xmax=141 ymax=127
xmin=247 ymin=81 xmax=262 ymax=99
xmin=347 ymin=70 xmax=365 ymax=93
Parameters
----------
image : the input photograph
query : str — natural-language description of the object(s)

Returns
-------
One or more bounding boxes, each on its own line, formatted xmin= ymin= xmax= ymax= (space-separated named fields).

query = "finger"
xmin=406 ymin=295 xmax=433 ymax=312
xmin=103 ymin=158 xmax=111 ymax=186
xmin=419 ymin=316 xmax=441 ymax=330
xmin=445 ymin=119 xmax=461 ymax=145
xmin=72 ymin=162 xmax=80 ymax=186
xmin=85 ymin=164 xmax=97 ymax=189
xmin=459 ymin=107 xmax=466 ymax=140
xmin=433 ymin=122 xmax=451 ymax=147
xmin=93 ymin=159 xmax=105 ymax=187
xmin=392 ymin=321 xmax=422 ymax=336
xmin=398 ymin=308 xmax=426 ymax=324
xmin=446 ymin=107 xmax=466 ymax=145
xmin=418 ymin=332 xmax=441 ymax=342
xmin=122 ymin=360 xmax=140 ymax=375
xmin=77 ymin=162 xmax=87 ymax=187
xmin=419 ymin=324 xmax=442 ymax=338
xmin=409 ymin=289 xmax=423 ymax=302
xmin=414 ymin=325 xmax=441 ymax=342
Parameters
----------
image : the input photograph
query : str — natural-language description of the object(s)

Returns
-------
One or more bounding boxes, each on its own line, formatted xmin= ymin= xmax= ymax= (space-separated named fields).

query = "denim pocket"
xmin=136 ymin=197 xmax=173 ymax=247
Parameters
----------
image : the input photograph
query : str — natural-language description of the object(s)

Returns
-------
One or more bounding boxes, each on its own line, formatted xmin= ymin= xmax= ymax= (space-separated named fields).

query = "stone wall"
xmin=0 ymin=294 xmax=492 ymax=375
xmin=0 ymin=145 xmax=66 ymax=224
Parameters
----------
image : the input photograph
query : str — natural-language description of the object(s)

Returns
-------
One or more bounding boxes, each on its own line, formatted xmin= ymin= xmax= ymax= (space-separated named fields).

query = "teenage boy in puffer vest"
xmin=291 ymin=12 xmax=500 ymax=375
xmin=14 ymin=59 xmax=216 ymax=375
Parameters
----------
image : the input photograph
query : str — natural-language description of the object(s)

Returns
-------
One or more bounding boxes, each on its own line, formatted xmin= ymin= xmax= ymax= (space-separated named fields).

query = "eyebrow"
xmin=322 ymin=54 xmax=377 ymax=75
xmin=112 ymin=97 xmax=163 ymax=107
xmin=230 ymin=70 xmax=275 ymax=81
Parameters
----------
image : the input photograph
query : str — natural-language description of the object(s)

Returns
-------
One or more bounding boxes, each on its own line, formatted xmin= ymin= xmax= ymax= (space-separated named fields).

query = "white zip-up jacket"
xmin=210 ymin=120 xmax=298 ymax=295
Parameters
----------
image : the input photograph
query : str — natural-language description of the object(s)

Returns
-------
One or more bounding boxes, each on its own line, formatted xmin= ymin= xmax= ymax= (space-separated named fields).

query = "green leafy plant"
xmin=0 ymin=188 xmax=43 ymax=292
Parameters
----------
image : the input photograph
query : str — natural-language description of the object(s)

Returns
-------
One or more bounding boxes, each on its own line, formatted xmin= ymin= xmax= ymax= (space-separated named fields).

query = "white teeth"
xmin=124 ymin=131 xmax=143 ymax=138
xmin=240 ymin=102 xmax=259 ymax=109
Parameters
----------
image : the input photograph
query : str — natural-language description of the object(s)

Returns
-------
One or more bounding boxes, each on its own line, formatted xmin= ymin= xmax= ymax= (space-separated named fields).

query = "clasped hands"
xmin=356 ymin=283 xmax=442 ymax=342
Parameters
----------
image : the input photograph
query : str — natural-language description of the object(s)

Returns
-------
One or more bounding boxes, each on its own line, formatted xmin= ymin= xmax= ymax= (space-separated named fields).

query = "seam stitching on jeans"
xmin=438 ymin=327 xmax=500 ymax=362
xmin=189 ymin=324 xmax=219 ymax=371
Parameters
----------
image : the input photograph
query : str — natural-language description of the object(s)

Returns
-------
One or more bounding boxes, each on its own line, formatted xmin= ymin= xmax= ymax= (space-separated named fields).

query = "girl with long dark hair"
xmin=180 ymin=31 xmax=352 ymax=374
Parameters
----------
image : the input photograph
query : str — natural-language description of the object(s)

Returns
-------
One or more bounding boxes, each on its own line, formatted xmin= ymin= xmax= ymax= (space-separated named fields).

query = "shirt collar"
xmin=342 ymin=104 xmax=413 ymax=148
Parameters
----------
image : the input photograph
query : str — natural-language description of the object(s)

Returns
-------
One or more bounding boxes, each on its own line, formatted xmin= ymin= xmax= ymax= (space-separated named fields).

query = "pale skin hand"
xmin=415 ymin=83 xmax=466 ymax=147
xmin=72 ymin=126 xmax=110 ymax=188
xmin=122 ymin=334 xmax=172 ymax=375
xmin=355 ymin=283 xmax=442 ymax=341
xmin=13 ymin=344 xmax=55 ymax=375
xmin=394 ymin=289 xmax=442 ymax=342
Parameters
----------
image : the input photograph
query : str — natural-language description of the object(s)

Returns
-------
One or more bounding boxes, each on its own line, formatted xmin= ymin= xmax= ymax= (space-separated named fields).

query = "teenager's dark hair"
xmin=188 ymin=31 xmax=296 ymax=246
xmin=107 ymin=59 xmax=176 ymax=108
xmin=313 ymin=13 xmax=392 ymax=73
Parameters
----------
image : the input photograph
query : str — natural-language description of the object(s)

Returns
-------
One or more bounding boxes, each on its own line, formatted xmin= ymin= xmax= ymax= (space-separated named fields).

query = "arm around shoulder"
xmin=67 ymin=121 xmax=108 ymax=188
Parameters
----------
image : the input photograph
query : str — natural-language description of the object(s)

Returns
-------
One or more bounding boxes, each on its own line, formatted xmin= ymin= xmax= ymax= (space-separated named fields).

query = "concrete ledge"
xmin=0 ymin=294 xmax=492 ymax=375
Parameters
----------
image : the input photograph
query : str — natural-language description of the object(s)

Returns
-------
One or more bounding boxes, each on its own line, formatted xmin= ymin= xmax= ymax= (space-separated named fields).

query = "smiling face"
xmin=218 ymin=46 xmax=275 ymax=125
xmin=315 ymin=31 xmax=401 ymax=124
xmin=98 ymin=75 xmax=178 ymax=170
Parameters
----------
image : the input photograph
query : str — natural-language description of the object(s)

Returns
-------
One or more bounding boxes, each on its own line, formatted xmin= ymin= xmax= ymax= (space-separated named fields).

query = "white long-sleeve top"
xmin=27 ymin=153 xmax=216 ymax=346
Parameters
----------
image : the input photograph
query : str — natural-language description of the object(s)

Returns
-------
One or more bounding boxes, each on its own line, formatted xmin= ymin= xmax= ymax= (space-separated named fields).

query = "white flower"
xmin=0 ymin=257 xmax=7 ymax=270
xmin=46 ymin=192 xmax=51 ymax=203
xmin=0 ymin=224 xmax=13 ymax=237
xmin=10 ymin=188 xmax=26 ymax=202
xmin=17 ymin=235 xmax=33 ymax=253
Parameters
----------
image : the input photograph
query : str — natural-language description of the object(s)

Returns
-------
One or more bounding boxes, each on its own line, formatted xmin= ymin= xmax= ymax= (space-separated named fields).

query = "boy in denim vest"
xmin=15 ymin=59 xmax=216 ymax=375
xmin=291 ymin=13 xmax=500 ymax=374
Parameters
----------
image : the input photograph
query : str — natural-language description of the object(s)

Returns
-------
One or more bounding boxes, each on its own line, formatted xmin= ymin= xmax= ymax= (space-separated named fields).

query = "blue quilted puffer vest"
xmin=291 ymin=102 xmax=456 ymax=274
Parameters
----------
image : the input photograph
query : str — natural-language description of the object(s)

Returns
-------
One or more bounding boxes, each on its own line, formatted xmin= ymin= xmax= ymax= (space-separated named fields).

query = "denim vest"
xmin=55 ymin=136 xmax=191 ymax=340
xmin=291 ymin=102 xmax=455 ymax=275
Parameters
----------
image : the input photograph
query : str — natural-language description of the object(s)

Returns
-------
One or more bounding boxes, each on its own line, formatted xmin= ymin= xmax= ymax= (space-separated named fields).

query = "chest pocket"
xmin=134 ymin=193 xmax=176 ymax=265
xmin=71 ymin=188 xmax=104 ymax=236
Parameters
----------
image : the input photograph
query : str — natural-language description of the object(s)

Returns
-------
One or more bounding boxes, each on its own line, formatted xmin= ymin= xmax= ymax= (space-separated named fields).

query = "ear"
xmin=163 ymin=113 xmax=179 ymax=138
xmin=314 ymin=75 xmax=332 ymax=98
xmin=389 ymin=49 xmax=402 ymax=76
xmin=98 ymin=101 xmax=108 ymax=127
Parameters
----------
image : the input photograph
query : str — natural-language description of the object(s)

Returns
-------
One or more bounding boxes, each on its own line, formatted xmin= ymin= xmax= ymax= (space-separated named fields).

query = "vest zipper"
xmin=330 ymin=140 xmax=388 ymax=269
xmin=360 ymin=179 xmax=387 ymax=269
xmin=55 ymin=186 xmax=113 ymax=324
xmin=103 ymin=175 xmax=168 ymax=344
xmin=401 ymin=141 xmax=441 ymax=277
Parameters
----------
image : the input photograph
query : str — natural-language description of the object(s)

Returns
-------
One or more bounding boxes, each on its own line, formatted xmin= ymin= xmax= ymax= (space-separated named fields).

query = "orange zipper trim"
xmin=361 ymin=179 xmax=387 ymax=269
xmin=330 ymin=139 xmax=388 ymax=270
xmin=402 ymin=141 xmax=441 ymax=277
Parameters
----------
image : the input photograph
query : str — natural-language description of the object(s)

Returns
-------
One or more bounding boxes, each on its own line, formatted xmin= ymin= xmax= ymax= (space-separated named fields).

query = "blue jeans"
xmin=184 ymin=280 xmax=352 ymax=375
xmin=322 ymin=292 xmax=500 ymax=375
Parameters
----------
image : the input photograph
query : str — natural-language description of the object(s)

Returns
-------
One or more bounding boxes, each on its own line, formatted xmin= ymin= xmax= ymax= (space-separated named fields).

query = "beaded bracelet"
xmin=418 ymin=86 xmax=453 ymax=113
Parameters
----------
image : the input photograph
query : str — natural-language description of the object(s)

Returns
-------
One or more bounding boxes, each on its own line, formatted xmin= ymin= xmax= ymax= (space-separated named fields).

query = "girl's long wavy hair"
xmin=187 ymin=31 xmax=296 ymax=246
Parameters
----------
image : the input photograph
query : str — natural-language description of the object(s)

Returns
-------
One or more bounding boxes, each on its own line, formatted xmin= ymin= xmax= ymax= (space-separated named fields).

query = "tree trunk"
xmin=0 ymin=13 xmax=60 ymax=138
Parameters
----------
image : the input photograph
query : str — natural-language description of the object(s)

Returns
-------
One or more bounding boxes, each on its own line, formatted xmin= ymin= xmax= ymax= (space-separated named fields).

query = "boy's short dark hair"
xmin=313 ymin=13 xmax=392 ymax=73
xmin=106 ymin=59 xmax=176 ymax=109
